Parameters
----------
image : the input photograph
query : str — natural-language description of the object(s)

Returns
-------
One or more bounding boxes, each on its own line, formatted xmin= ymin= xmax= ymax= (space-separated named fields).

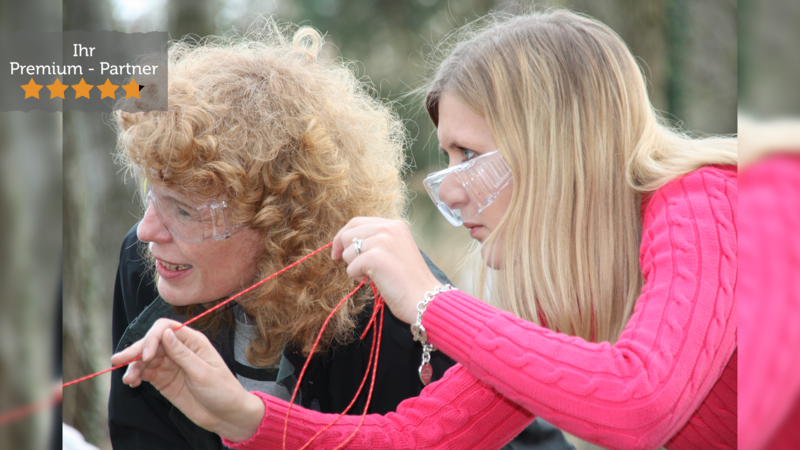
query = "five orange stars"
xmin=22 ymin=78 xmax=142 ymax=100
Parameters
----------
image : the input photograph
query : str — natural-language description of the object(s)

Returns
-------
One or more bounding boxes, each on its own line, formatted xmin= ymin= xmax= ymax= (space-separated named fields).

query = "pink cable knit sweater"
xmin=739 ymin=155 xmax=800 ymax=450
xmin=225 ymin=165 xmax=737 ymax=450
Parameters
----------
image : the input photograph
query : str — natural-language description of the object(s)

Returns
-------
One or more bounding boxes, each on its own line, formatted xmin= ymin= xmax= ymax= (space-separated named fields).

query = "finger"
xmin=332 ymin=218 xmax=359 ymax=260
xmin=112 ymin=318 xmax=182 ymax=366
xmin=140 ymin=353 xmax=176 ymax=385
xmin=142 ymin=318 xmax=183 ymax=363
xmin=339 ymin=222 xmax=396 ymax=264
xmin=160 ymin=327 xmax=219 ymax=378
xmin=339 ymin=234 xmax=368 ymax=265
xmin=172 ymin=328 xmax=228 ymax=370
xmin=131 ymin=353 xmax=169 ymax=388
xmin=111 ymin=339 xmax=143 ymax=366
xmin=332 ymin=217 xmax=385 ymax=259
xmin=345 ymin=247 xmax=375 ymax=281
xmin=123 ymin=359 xmax=147 ymax=387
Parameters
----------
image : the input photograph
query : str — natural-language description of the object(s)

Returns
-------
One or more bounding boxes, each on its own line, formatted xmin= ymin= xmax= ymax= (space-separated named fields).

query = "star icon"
xmin=21 ymin=78 xmax=43 ymax=99
xmin=71 ymin=78 xmax=94 ymax=99
xmin=122 ymin=78 xmax=141 ymax=99
xmin=46 ymin=78 xmax=68 ymax=99
xmin=97 ymin=78 xmax=119 ymax=99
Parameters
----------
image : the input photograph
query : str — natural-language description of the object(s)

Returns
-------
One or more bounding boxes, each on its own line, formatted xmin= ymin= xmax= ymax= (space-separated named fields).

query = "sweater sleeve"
xmin=423 ymin=166 xmax=738 ymax=450
xmin=222 ymin=364 xmax=534 ymax=450
xmin=738 ymin=155 xmax=800 ymax=450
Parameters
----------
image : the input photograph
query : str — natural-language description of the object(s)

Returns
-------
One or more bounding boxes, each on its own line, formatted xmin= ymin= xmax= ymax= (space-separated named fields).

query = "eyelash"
xmin=441 ymin=148 xmax=477 ymax=165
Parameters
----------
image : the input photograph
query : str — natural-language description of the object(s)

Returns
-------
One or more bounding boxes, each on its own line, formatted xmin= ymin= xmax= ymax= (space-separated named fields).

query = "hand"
xmin=111 ymin=319 xmax=264 ymax=443
xmin=332 ymin=217 xmax=442 ymax=324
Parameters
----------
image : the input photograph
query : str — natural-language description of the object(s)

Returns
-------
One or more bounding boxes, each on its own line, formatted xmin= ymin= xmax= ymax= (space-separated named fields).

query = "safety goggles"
xmin=136 ymin=170 xmax=246 ymax=243
xmin=423 ymin=150 xmax=512 ymax=227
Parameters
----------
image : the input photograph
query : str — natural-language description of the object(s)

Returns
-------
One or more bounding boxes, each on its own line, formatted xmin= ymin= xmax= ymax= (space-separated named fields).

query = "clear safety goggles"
xmin=136 ymin=170 xmax=246 ymax=243
xmin=423 ymin=150 xmax=512 ymax=227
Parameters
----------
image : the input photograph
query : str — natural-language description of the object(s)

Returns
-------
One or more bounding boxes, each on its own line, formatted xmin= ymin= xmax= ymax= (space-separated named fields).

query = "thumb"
xmin=160 ymin=327 xmax=211 ymax=379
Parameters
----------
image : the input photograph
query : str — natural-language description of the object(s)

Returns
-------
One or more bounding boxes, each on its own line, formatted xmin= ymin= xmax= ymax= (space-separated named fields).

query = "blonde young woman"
xmin=115 ymin=10 xmax=738 ymax=450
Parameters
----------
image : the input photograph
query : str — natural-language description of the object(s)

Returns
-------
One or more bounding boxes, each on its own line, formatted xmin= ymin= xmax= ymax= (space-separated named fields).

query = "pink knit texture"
xmin=224 ymin=165 xmax=737 ymax=450
xmin=423 ymin=165 xmax=737 ymax=450
xmin=225 ymin=365 xmax=534 ymax=450
xmin=739 ymin=155 xmax=800 ymax=450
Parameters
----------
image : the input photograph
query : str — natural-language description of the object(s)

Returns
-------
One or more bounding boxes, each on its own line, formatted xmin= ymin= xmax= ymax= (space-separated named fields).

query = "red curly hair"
xmin=114 ymin=19 xmax=408 ymax=365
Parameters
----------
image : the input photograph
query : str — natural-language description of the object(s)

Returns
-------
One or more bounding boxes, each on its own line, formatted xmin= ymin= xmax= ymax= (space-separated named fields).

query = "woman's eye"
xmin=462 ymin=148 xmax=477 ymax=161
xmin=176 ymin=207 xmax=197 ymax=220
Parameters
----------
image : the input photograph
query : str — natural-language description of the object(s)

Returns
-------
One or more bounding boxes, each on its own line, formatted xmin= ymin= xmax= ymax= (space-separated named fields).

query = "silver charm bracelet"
xmin=411 ymin=284 xmax=456 ymax=385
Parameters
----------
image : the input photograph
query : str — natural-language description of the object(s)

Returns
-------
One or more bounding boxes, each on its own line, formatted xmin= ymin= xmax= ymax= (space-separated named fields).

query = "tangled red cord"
xmin=283 ymin=278 xmax=385 ymax=450
xmin=1 ymin=242 xmax=386 ymax=449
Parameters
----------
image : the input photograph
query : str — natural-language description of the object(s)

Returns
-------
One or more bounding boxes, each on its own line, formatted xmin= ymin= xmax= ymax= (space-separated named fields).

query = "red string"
xmin=282 ymin=277 xmax=363 ymax=448
xmin=333 ymin=293 xmax=385 ymax=450
xmin=3 ymin=239 xmax=391 ymax=450
xmin=292 ymin=287 xmax=385 ymax=450
xmin=0 ymin=242 xmax=333 ymax=426
xmin=0 ymin=390 xmax=61 ymax=427
xmin=359 ymin=281 xmax=382 ymax=340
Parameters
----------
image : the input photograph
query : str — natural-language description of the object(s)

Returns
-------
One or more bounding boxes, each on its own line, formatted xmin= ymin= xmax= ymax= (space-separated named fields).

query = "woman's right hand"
xmin=111 ymin=318 xmax=265 ymax=443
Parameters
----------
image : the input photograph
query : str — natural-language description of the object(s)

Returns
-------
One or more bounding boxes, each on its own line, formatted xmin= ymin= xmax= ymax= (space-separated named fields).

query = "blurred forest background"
xmin=0 ymin=0 xmax=737 ymax=449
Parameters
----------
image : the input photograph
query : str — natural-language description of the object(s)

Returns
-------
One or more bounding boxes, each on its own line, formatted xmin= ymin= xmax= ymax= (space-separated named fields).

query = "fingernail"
xmin=167 ymin=329 xmax=176 ymax=346
xmin=142 ymin=347 xmax=150 ymax=361
xmin=123 ymin=366 xmax=131 ymax=379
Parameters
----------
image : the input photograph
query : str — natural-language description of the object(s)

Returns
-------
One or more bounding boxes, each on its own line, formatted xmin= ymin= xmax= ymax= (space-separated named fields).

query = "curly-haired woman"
xmin=107 ymin=19 xmax=569 ymax=450
xmin=116 ymin=9 xmax=738 ymax=450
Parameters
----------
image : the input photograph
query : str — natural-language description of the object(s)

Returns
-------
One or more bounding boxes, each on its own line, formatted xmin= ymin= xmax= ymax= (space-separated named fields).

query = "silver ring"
xmin=352 ymin=237 xmax=363 ymax=256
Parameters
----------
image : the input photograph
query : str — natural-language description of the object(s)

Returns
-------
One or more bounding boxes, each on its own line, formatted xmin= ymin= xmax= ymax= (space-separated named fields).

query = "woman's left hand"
xmin=111 ymin=318 xmax=265 ymax=443
xmin=332 ymin=217 xmax=442 ymax=324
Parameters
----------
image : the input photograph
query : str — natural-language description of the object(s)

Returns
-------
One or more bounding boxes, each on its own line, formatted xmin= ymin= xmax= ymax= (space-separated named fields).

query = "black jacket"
xmin=109 ymin=223 xmax=573 ymax=450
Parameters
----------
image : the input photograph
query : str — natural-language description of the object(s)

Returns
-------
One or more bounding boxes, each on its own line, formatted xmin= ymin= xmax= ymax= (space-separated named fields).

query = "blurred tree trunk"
xmin=62 ymin=111 xmax=140 ymax=449
xmin=63 ymin=111 xmax=107 ymax=448
xmin=62 ymin=1 xmax=116 ymax=448
xmin=680 ymin=0 xmax=737 ymax=134
xmin=0 ymin=113 xmax=62 ymax=450
xmin=0 ymin=2 xmax=61 ymax=450
xmin=666 ymin=0 xmax=688 ymax=124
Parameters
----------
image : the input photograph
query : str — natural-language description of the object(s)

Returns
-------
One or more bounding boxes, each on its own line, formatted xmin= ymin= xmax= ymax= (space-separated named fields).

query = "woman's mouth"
xmin=156 ymin=260 xmax=193 ymax=280
xmin=161 ymin=261 xmax=192 ymax=271
xmin=465 ymin=223 xmax=483 ymax=239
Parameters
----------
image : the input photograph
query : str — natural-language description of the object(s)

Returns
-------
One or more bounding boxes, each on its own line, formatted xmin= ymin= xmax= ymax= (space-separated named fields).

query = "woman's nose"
xmin=438 ymin=172 xmax=470 ymax=213
xmin=137 ymin=200 xmax=172 ymax=244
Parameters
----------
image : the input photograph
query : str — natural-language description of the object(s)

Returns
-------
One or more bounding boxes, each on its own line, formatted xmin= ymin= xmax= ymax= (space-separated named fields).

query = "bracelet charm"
xmin=412 ymin=284 xmax=456 ymax=385
xmin=419 ymin=343 xmax=435 ymax=385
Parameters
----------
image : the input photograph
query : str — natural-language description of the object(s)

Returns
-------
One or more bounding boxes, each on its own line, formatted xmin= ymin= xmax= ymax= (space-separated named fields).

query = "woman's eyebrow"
xmin=439 ymin=140 xmax=461 ymax=151
xmin=161 ymin=192 xmax=198 ymax=210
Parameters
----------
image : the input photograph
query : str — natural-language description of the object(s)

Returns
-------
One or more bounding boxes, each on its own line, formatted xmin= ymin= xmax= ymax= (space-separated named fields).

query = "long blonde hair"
xmin=425 ymin=10 xmax=736 ymax=343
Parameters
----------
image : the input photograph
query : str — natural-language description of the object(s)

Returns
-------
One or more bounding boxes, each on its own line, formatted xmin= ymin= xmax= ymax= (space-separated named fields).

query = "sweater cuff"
xmin=423 ymin=290 xmax=501 ymax=368
xmin=222 ymin=392 xmax=285 ymax=450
